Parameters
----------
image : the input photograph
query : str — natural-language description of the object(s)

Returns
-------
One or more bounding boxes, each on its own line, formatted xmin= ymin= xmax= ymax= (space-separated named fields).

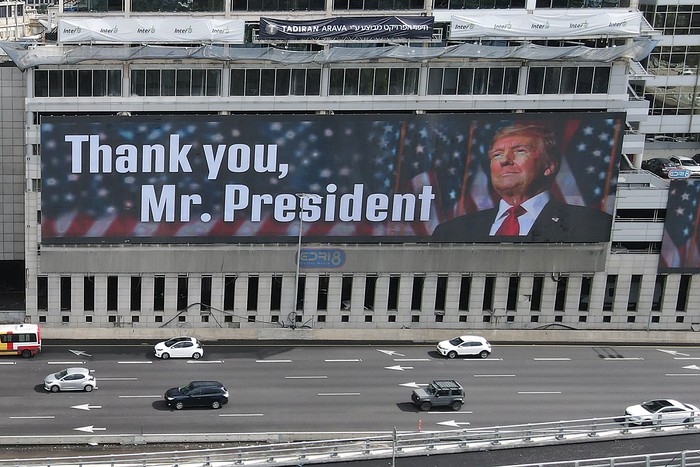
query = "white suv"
xmin=437 ymin=335 xmax=491 ymax=359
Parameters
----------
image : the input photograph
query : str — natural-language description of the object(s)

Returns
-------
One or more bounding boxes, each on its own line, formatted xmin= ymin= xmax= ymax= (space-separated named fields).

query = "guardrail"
xmin=1 ymin=415 xmax=698 ymax=466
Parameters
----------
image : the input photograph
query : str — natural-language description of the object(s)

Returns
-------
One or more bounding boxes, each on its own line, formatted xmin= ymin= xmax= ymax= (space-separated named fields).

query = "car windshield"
xmin=179 ymin=384 xmax=194 ymax=395
xmin=448 ymin=337 xmax=464 ymax=346
xmin=682 ymin=159 xmax=699 ymax=166
xmin=641 ymin=400 xmax=671 ymax=412
xmin=164 ymin=338 xmax=185 ymax=347
xmin=54 ymin=369 xmax=68 ymax=379
xmin=426 ymin=384 xmax=437 ymax=395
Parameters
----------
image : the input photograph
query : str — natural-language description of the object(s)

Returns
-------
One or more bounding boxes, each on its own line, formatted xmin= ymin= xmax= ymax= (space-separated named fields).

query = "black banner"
xmin=259 ymin=16 xmax=434 ymax=41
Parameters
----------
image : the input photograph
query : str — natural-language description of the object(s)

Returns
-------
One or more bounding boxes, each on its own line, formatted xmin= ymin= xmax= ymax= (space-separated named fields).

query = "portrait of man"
xmin=431 ymin=122 xmax=613 ymax=243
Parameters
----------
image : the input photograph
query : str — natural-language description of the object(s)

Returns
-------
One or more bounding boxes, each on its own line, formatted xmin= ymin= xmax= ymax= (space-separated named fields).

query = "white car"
xmin=44 ymin=367 xmax=97 ymax=392
xmin=669 ymin=156 xmax=700 ymax=177
xmin=437 ymin=335 xmax=491 ymax=359
xmin=625 ymin=399 xmax=699 ymax=426
xmin=154 ymin=337 xmax=204 ymax=360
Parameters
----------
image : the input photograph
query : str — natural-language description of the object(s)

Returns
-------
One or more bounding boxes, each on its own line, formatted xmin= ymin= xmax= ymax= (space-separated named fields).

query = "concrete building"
xmin=0 ymin=0 xmax=698 ymax=335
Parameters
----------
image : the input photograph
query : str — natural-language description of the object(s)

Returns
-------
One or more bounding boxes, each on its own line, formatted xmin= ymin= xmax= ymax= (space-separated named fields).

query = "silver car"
xmin=44 ymin=367 xmax=97 ymax=393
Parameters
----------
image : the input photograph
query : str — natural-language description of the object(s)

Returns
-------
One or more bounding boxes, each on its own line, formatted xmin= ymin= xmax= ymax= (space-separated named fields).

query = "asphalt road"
xmin=2 ymin=341 xmax=700 ymax=443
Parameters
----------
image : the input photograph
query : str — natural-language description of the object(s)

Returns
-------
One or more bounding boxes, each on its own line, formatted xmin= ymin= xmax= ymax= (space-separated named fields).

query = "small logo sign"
xmin=298 ymin=248 xmax=345 ymax=269
xmin=669 ymin=169 xmax=691 ymax=179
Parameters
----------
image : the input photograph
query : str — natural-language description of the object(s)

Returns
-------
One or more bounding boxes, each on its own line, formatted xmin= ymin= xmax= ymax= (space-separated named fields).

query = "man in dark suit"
xmin=431 ymin=123 xmax=612 ymax=243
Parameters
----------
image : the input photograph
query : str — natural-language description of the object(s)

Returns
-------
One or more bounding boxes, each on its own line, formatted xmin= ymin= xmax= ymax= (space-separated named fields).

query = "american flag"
xmin=659 ymin=180 xmax=700 ymax=272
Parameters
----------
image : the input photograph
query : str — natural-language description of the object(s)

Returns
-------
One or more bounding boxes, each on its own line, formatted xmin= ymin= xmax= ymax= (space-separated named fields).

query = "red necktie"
xmin=496 ymin=205 xmax=525 ymax=236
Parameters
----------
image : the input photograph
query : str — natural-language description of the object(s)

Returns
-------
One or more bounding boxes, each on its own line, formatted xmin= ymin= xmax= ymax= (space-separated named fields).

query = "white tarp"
xmin=58 ymin=17 xmax=245 ymax=44
xmin=451 ymin=10 xmax=642 ymax=39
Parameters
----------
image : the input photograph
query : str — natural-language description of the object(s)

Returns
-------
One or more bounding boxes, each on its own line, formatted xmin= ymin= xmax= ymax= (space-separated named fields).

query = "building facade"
xmin=0 ymin=0 xmax=699 ymax=333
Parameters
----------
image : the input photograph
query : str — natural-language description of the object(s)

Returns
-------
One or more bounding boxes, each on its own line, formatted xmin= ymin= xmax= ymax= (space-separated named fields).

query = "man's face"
xmin=488 ymin=134 xmax=557 ymax=204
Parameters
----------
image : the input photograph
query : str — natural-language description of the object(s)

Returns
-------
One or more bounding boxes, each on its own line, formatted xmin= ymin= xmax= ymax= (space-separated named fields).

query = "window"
xmin=554 ymin=277 xmax=568 ymax=312
xmin=35 ymin=69 xmax=122 ymax=98
xmin=60 ymin=276 xmax=71 ymax=312
xmin=506 ymin=276 xmax=519 ymax=311
xmin=435 ymin=276 xmax=448 ymax=312
xmin=428 ymin=66 xmax=518 ymax=95
xmin=295 ymin=275 xmax=306 ymax=311
xmin=317 ymin=275 xmax=329 ymax=311
xmin=247 ymin=276 xmax=259 ymax=311
xmin=177 ymin=276 xmax=188 ymax=311
xmin=411 ymin=276 xmax=424 ymax=310
xmin=231 ymin=68 xmax=321 ymax=96
xmin=603 ymin=275 xmax=617 ymax=311
xmin=341 ymin=276 xmax=353 ymax=310
xmin=132 ymin=69 xmax=221 ymax=97
xmin=527 ymin=65 xmax=610 ymax=95
xmin=84 ymin=276 xmax=95 ymax=311
xmin=107 ymin=276 xmax=118 ymax=311
xmin=482 ymin=276 xmax=495 ymax=311
xmin=388 ymin=276 xmax=400 ymax=311
xmin=651 ymin=275 xmax=666 ymax=311
xmin=234 ymin=0 xmax=324 ymax=11
xmin=676 ymin=275 xmax=691 ymax=312
xmin=200 ymin=276 xmax=212 ymax=311
xmin=578 ymin=276 xmax=592 ymax=311
xmin=154 ymin=276 xmax=165 ymax=312
xmin=627 ymin=275 xmax=642 ymax=312
xmin=270 ymin=275 xmax=282 ymax=311
xmin=364 ymin=275 xmax=377 ymax=311
xmin=531 ymin=276 xmax=544 ymax=311
xmin=330 ymin=68 xmax=419 ymax=96
xmin=132 ymin=0 xmax=224 ymax=12
xmin=224 ymin=275 xmax=236 ymax=311
xmin=130 ymin=276 xmax=141 ymax=312
xmin=458 ymin=276 xmax=471 ymax=311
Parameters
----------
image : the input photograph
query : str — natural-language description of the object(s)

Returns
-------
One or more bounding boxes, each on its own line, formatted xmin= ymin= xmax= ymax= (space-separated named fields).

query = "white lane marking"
xmin=0 ymin=362 xmax=16 ymax=365
xmin=533 ymin=358 xmax=571 ymax=361
xmin=187 ymin=360 xmax=224 ymax=364
xmin=462 ymin=358 xmax=503 ymax=361
xmin=256 ymin=359 xmax=292 ymax=363
xmin=99 ymin=377 xmax=138 ymax=381
xmin=377 ymin=350 xmax=405 ymax=357
xmin=518 ymin=391 xmax=562 ymax=394
xmin=48 ymin=361 xmax=85 ymax=365
xmin=285 ymin=376 xmax=328 ymax=379
xmin=393 ymin=358 xmax=430 ymax=362
xmin=9 ymin=416 xmax=55 ymax=419
xmin=325 ymin=359 xmax=362 ymax=362
xmin=603 ymin=357 xmax=644 ymax=361
xmin=658 ymin=349 xmax=690 ymax=357
xmin=683 ymin=365 xmax=700 ymax=371
xmin=423 ymin=411 xmax=473 ymax=415
xmin=665 ymin=374 xmax=700 ymax=377
xmin=219 ymin=413 xmax=264 ymax=417
xmin=117 ymin=361 xmax=152 ymax=364
xmin=474 ymin=374 xmax=515 ymax=378
xmin=118 ymin=395 xmax=161 ymax=398
xmin=385 ymin=365 xmax=413 ymax=371
xmin=318 ymin=393 xmax=361 ymax=396
xmin=399 ymin=382 xmax=429 ymax=388
xmin=675 ymin=357 xmax=700 ymax=360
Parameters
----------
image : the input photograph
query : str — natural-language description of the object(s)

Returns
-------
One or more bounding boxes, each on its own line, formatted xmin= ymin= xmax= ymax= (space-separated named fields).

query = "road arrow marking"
xmin=683 ymin=365 xmax=700 ymax=371
xmin=385 ymin=365 xmax=413 ymax=371
xmin=658 ymin=349 xmax=690 ymax=357
xmin=377 ymin=350 xmax=405 ymax=357
xmin=74 ymin=426 xmax=106 ymax=433
xmin=71 ymin=404 xmax=102 ymax=411
xmin=437 ymin=420 xmax=471 ymax=428
xmin=69 ymin=350 xmax=92 ymax=357
xmin=399 ymin=382 xmax=429 ymax=388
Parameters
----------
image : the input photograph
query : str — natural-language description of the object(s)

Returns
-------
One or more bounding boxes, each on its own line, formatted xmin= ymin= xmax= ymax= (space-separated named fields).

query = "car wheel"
xmin=211 ymin=401 xmax=221 ymax=409
xmin=447 ymin=351 xmax=457 ymax=359
xmin=192 ymin=352 xmax=201 ymax=360
xmin=21 ymin=350 xmax=32 ymax=358
xmin=50 ymin=385 xmax=60 ymax=393
xmin=84 ymin=385 xmax=93 ymax=392
xmin=175 ymin=402 xmax=184 ymax=410
xmin=479 ymin=351 xmax=490 ymax=359
xmin=420 ymin=402 xmax=431 ymax=411
xmin=451 ymin=401 xmax=462 ymax=411
xmin=161 ymin=353 xmax=170 ymax=360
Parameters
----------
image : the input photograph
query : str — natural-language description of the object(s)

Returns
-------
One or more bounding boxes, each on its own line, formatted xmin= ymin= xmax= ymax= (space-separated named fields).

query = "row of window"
xmin=641 ymin=5 xmax=700 ymax=36
xmin=34 ymin=65 xmax=612 ymax=98
xmin=36 ymin=273 xmax=692 ymax=315
xmin=644 ymin=46 xmax=700 ymax=76
xmin=62 ymin=0 xmax=628 ymax=12
xmin=0 ymin=5 xmax=24 ymax=17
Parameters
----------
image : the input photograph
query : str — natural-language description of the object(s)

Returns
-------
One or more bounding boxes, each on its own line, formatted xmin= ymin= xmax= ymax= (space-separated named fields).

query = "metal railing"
xmin=1 ymin=415 xmax=699 ymax=466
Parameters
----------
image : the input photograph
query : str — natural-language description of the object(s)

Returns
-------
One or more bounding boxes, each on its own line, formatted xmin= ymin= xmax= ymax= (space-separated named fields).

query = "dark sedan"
xmin=164 ymin=381 xmax=229 ymax=410
xmin=641 ymin=157 xmax=681 ymax=178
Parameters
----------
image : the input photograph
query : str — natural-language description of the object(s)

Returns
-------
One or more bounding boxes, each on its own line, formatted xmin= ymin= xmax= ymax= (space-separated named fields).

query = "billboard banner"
xmin=40 ymin=113 xmax=621 ymax=245
xmin=258 ymin=16 xmax=434 ymax=41
xmin=659 ymin=179 xmax=700 ymax=272
xmin=450 ymin=10 xmax=642 ymax=39
xmin=58 ymin=18 xmax=246 ymax=44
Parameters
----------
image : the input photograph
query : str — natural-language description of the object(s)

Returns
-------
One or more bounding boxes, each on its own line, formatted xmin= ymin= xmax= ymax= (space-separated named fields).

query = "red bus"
xmin=0 ymin=324 xmax=41 ymax=358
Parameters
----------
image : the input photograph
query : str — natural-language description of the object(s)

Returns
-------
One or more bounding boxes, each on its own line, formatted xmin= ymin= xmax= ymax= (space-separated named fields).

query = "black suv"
xmin=641 ymin=157 xmax=680 ymax=178
xmin=411 ymin=380 xmax=465 ymax=411
xmin=164 ymin=381 xmax=229 ymax=410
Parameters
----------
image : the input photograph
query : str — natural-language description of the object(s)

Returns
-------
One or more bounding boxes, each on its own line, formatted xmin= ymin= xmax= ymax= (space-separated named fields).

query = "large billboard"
xmin=659 ymin=179 xmax=700 ymax=272
xmin=40 ymin=113 xmax=621 ymax=245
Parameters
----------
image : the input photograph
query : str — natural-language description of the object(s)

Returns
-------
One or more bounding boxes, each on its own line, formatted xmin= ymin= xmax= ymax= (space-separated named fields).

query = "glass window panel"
xmin=359 ymin=68 xmax=374 ymax=95
xmin=206 ymin=69 xmax=221 ymax=96
xmin=131 ymin=70 xmax=146 ymax=96
xmin=487 ymin=67 xmax=504 ymax=94
xmin=192 ymin=69 xmax=206 ymax=96
xmin=64 ymin=70 xmax=78 ymax=97
xmin=527 ymin=67 xmax=545 ymax=94
xmin=78 ymin=70 xmax=92 ymax=96
xmin=404 ymin=68 xmax=419 ymax=95
xmin=329 ymin=69 xmax=344 ymax=95
xmin=291 ymin=69 xmax=306 ymax=95
xmin=576 ymin=67 xmax=594 ymax=93
xmin=560 ymin=67 xmax=577 ymax=93
xmin=364 ymin=0 xmax=379 ymax=8
xmin=107 ymin=69 xmax=121 ymax=96
xmin=443 ymin=68 xmax=458 ymax=95
xmin=176 ymin=69 xmax=191 ymax=96
xmin=344 ymin=68 xmax=359 ymax=95
xmin=275 ymin=68 xmax=290 ymax=96
xmin=93 ymin=70 xmax=107 ymax=96
xmin=48 ymin=70 xmax=63 ymax=97
xmin=161 ymin=70 xmax=176 ymax=96
xmin=374 ymin=68 xmax=389 ymax=95
xmin=230 ymin=68 xmax=245 ymax=96
xmin=457 ymin=68 xmax=473 ymax=94
xmin=146 ymin=69 xmax=161 ymax=96
xmin=334 ymin=0 xmax=349 ymax=8
xmin=260 ymin=69 xmax=276 ymax=96
xmin=592 ymin=67 xmax=610 ymax=93
xmin=34 ymin=70 xmax=48 ymax=97
xmin=306 ymin=69 xmax=321 ymax=95
xmin=389 ymin=68 xmax=404 ymax=95
xmin=427 ymin=68 xmax=443 ymax=95
xmin=245 ymin=69 xmax=261 ymax=96
xmin=543 ymin=67 xmax=561 ymax=94
xmin=232 ymin=0 xmax=248 ymax=9
xmin=473 ymin=68 xmax=488 ymax=94
xmin=503 ymin=67 xmax=519 ymax=94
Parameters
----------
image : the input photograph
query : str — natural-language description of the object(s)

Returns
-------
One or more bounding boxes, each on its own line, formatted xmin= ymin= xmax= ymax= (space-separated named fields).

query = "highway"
xmin=2 ymin=341 xmax=700 ymax=442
